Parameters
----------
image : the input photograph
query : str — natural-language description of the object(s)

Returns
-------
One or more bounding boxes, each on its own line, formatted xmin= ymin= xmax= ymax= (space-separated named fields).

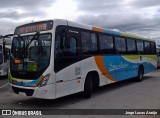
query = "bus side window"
xmin=115 ymin=37 xmax=126 ymax=54
xmin=55 ymin=26 xmax=68 ymax=60
xmin=69 ymin=37 xmax=77 ymax=56
xmin=81 ymin=31 xmax=90 ymax=54
xmin=137 ymin=40 xmax=144 ymax=54
xmin=99 ymin=34 xmax=114 ymax=54
xmin=90 ymin=33 xmax=98 ymax=54
xmin=151 ymin=42 xmax=156 ymax=54
xmin=81 ymin=32 xmax=98 ymax=55
xmin=126 ymin=38 xmax=136 ymax=54
xmin=144 ymin=41 xmax=151 ymax=54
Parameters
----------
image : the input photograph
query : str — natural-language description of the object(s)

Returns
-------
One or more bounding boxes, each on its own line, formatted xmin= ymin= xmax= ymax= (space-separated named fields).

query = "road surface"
xmin=1 ymin=70 xmax=160 ymax=118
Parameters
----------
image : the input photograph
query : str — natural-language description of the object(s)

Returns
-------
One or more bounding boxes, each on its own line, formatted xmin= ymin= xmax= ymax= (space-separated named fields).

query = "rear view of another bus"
xmin=156 ymin=46 xmax=160 ymax=68
xmin=0 ymin=35 xmax=12 ymax=76
xmin=0 ymin=44 xmax=5 ymax=76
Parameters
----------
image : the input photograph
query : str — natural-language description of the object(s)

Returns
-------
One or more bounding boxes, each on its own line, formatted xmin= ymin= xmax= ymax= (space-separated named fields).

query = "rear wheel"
xmin=83 ymin=75 xmax=93 ymax=98
xmin=136 ymin=67 xmax=144 ymax=82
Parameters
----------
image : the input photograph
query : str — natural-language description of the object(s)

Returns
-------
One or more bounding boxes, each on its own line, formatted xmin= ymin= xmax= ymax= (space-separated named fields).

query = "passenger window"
xmin=151 ymin=42 xmax=156 ymax=54
xmin=81 ymin=31 xmax=98 ymax=55
xmin=137 ymin=40 xmax=144 ymax=54
xmin=90 ymin=33 xmax=98 ymax=53
xmin=115 ymin=37 xmax=126 ymax=54
xmin=69 ymin=37 xmax=77 ymax=56
xmin=144 ymin=41 xmax=151 ymax=54
xmin=99 ymin=34 xmax=114 ymax=54
xmin=81 ymin=32 xmax=90 ymax=54
xmin=127 ymin=38 xmax=136 ymax=54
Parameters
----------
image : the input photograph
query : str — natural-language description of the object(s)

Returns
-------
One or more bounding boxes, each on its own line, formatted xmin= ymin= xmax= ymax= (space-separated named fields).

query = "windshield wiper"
xmin=11 ymin=32 xmax=40 ymax=59
xmin=25 ymin=32 xmax=40 ymax=50
xmin=20 ymin=32 xmax=40 ymax=58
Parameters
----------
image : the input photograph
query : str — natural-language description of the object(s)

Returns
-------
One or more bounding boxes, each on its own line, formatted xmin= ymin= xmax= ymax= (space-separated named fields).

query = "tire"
xmin=136 ymin=67 xmax=144 ymax=82
xmin=83 ymin=75 xmax=93 ymax=98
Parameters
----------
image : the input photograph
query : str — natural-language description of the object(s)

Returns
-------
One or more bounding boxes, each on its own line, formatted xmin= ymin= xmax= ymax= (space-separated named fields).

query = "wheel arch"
xmin=82 ymin=70 xmax=100 ymax=91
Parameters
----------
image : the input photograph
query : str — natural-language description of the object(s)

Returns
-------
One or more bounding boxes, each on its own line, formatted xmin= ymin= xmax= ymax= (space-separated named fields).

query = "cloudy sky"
xmin=0 ymin=0 xmax=160 ymax=44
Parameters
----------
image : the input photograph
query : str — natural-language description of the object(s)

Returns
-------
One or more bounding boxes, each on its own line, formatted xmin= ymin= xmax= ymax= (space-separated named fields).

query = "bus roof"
xmin=65 ymin=19 xmax=155 ymax=42
xmin=15 ymin=19 xmax=155 ymax=42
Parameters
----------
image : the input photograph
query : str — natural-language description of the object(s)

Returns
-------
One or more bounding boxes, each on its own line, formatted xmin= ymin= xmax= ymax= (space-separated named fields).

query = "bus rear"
xmin=0 ymin=37 xmax=11 ymax=77
xmin=0 ymin=44 xmax=6 ymax=76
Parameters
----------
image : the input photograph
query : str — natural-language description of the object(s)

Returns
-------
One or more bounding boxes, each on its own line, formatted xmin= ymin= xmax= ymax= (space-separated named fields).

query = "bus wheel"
xmin=136 ymin=67 xmax=144 ymax=82
xmin=83 ymin=75 xmax=93 ymax=98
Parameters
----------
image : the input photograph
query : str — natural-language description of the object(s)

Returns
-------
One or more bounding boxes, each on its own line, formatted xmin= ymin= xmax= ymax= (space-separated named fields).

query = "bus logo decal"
xmin=109 ymin=62 xmax=128 ymax=72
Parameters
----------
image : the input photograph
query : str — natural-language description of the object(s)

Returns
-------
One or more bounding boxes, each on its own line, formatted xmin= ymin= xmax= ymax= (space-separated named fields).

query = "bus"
xmin=156 ymin=46 xmax=160 ymax=68
xmin=8 ymin=19 xmax=157 ymax=99
xmin=0 ymin=34 xmax=12 ymax=77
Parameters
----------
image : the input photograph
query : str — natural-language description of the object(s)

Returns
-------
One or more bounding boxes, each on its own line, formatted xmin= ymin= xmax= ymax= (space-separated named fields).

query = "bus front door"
xmin=55 ymin=27 xmax=82 ymax=98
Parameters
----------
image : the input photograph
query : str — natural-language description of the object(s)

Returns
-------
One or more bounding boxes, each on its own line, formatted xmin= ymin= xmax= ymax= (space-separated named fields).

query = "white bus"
xmin=156 ymin=46 xmax=160 ymax=68
xmin=0 ymin=34 xmax=12 ymax=77
xmin=8 ymin=19 xmax=157 ymax=99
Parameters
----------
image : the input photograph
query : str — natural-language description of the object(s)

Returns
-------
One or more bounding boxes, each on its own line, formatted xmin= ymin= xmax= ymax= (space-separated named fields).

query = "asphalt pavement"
xmin=1 ymin=70 xmax=160 ymax=118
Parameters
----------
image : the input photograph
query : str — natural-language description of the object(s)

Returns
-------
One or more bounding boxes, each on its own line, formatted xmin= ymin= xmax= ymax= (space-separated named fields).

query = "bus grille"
xmin=12 ymin=86 xmax=34 ymax=96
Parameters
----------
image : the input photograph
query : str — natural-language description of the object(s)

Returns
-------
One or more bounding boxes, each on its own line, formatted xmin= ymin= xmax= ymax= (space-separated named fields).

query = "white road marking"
xmin=0 ymin=83 xmax=8 ymax=89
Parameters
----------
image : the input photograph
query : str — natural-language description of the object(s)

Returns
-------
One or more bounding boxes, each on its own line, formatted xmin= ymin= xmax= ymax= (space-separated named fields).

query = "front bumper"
xmin=8 ymin=83 xmax=55 ymax=99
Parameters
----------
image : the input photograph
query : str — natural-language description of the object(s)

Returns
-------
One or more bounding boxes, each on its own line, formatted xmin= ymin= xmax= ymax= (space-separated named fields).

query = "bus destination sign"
xmin=14 ymin=20 xmax=53 ymax=34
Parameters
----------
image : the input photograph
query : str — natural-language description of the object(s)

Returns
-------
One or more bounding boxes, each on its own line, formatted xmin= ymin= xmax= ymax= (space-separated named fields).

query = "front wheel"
xmin=82 ymin=75 xmax=93 ymax=98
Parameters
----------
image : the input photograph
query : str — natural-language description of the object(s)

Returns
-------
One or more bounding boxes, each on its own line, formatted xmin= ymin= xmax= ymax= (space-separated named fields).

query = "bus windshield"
xmin=10 ymin=33 xmax=52 ymax=79
xmin=0 ymin=53 xmax=3 ymax=64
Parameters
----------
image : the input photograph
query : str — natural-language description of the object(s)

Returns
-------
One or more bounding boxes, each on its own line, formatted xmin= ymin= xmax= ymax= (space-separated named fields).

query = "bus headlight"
xmin=38 ymin=74 xmax=50 ymax=87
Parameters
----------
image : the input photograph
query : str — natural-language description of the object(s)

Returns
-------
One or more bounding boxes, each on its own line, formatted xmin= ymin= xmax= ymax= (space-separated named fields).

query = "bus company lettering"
xmin=109 ymin=62 xmax=128 ymax=72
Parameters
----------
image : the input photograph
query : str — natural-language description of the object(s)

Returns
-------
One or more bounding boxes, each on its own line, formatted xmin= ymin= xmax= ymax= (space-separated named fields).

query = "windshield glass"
xmin=10 ymin=33 xmax=52 ymax=79
xmin=0 ymin=53 xmax=3 ymax=64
